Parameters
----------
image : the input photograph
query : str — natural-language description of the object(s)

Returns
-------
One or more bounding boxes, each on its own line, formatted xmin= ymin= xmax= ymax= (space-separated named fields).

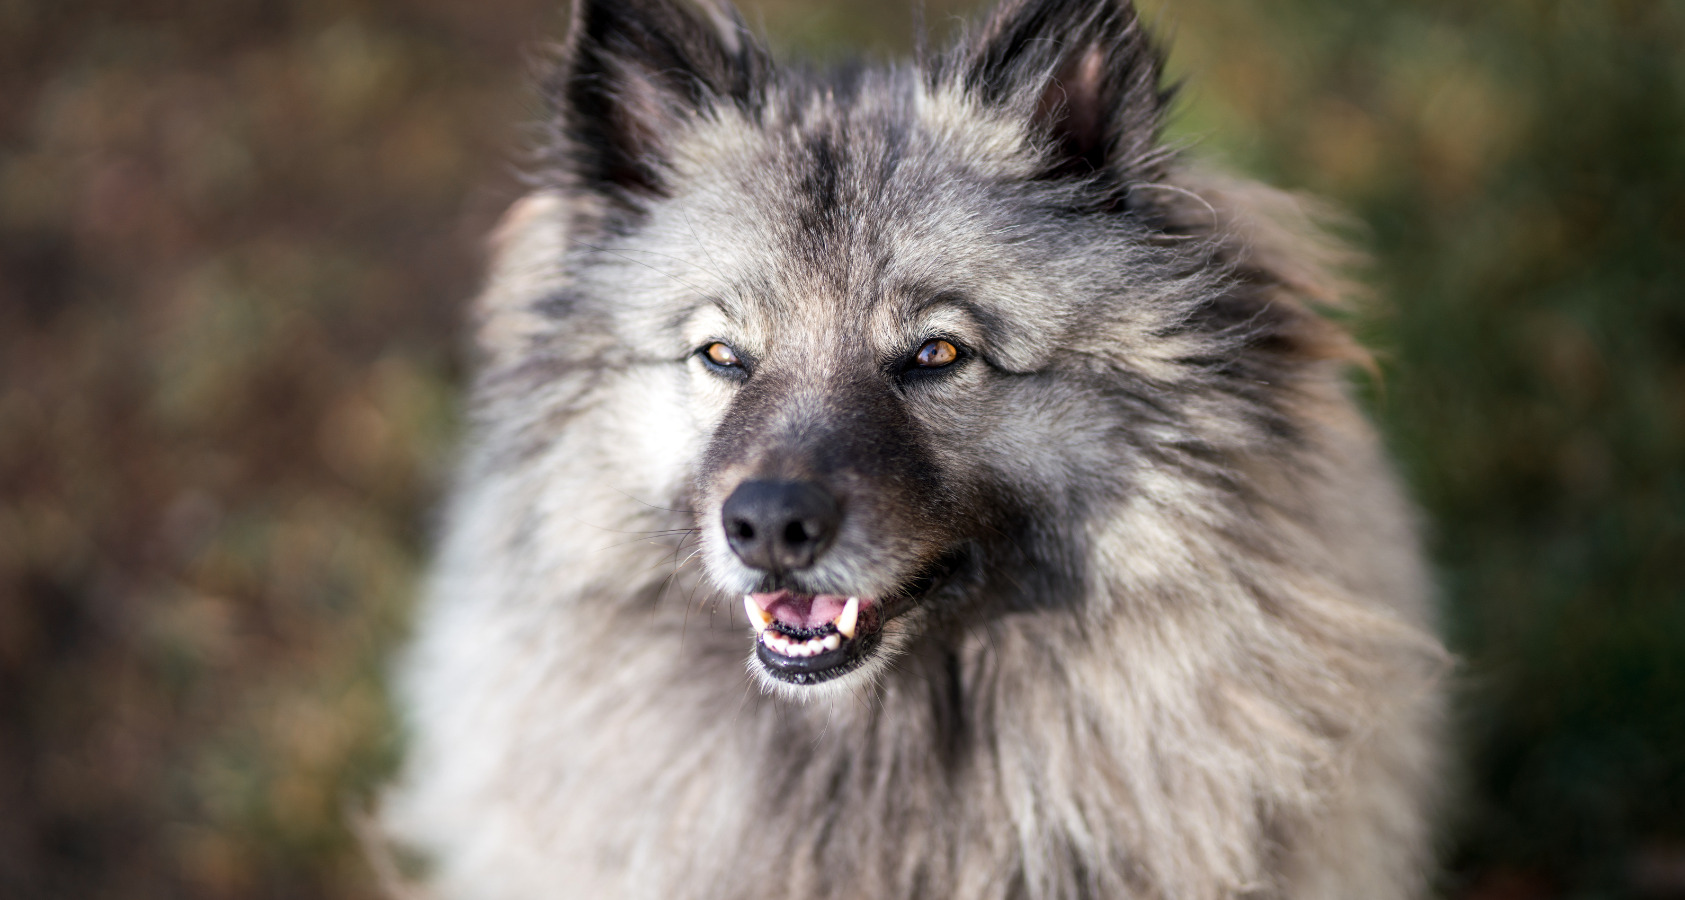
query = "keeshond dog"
xmin=382 ymin=0 xmax=1448 ymax=897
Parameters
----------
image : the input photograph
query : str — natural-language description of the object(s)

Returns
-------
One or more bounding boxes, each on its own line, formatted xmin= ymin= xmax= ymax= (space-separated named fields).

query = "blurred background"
xmin=0 ymin=0 xmax=1680 ymax=897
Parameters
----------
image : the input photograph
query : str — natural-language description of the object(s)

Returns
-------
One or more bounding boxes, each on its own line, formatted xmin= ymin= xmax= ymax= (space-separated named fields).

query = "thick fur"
xmin=382 ymin=1 xmax=1448 ymax=897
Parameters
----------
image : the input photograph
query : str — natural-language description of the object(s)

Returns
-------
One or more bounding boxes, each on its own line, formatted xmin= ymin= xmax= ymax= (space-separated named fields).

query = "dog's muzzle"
xmin=721 ymin=479 xmax=870 ymax=683
xmin=721 ymin=479 xmax=962 ymax=685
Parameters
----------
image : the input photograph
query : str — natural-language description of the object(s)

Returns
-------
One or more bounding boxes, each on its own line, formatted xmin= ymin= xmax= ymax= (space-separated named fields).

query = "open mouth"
xmin=741 ymin=552 xmax=962 ymax=686
xmin=744 ymin=592 xmax=879 ymax=685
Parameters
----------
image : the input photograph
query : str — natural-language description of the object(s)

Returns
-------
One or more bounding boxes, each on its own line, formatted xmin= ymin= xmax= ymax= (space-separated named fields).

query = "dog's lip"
xmin=753 ymin=626 xmax=880 ymax=685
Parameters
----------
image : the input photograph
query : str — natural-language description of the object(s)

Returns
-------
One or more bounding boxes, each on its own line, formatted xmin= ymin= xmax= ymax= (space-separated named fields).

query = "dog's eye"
xmin=699 ymin=341 xmax=748 ymax=378
xmin=895 ymin=338 xmax=967 ymax=386
xmin=704 ymin=342 xmax=741 ymax=367
xmin=915 ymin=339 xmax=959 ymax=369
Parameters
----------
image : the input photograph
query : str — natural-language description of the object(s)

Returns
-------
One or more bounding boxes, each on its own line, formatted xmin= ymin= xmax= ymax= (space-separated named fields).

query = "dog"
xmin=381 ymin=0 xmax=1448 ymax=897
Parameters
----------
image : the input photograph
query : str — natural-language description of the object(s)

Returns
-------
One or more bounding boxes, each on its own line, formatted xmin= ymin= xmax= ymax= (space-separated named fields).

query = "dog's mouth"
xmin=743 ymin=591 xmax=880 ymax=685
xmin=742 ymin=552 xmax=960 ymax=686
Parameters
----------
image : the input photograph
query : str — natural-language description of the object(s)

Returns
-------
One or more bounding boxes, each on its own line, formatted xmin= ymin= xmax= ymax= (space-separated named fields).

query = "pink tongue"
xmin=750 ymin=591 xmax=851 ymax=631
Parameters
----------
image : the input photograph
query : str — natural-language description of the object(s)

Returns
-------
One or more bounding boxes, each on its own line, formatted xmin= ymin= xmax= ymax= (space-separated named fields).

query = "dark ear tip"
xmin=940 ymin=0 xmax=1169 ymax=189
xmin=545 ymin=0 xmax=768 ymax=206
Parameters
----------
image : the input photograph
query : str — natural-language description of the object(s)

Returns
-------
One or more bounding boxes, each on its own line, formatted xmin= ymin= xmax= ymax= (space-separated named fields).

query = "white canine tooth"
xmin=836 ymin=596 xmax=859 ymax=639
xmin=744 ymin=595 xmax=772 ymax=633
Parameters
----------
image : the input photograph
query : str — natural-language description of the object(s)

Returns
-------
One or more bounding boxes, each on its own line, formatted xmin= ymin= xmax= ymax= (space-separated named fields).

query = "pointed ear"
xmin=947 ymin=0 xmax=1172 ymax=186
xmin=545 ymin=0 xmax=770 ymax=207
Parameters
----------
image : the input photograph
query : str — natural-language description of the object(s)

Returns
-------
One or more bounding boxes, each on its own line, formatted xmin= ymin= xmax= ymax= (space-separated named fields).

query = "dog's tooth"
xmin=744 ymin=595 xmax=772 ymax=633
xmin=823 ymin=633 xmax=840 ymax=651
xmin=836 ymin=596 xmax=859 ymax=639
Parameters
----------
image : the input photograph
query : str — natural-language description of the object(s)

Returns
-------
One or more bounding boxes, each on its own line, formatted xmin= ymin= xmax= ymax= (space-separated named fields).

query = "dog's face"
xmin=508 ymin=0 xmax=1335 ymax=696
xmin=676 ymin=168 xmax=1105 ymax=690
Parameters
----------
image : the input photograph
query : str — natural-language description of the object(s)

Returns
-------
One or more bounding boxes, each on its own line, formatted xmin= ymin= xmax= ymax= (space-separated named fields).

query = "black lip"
xmin=750 ymin=547 xmax=966 ymax=686
xmin=755 ymin=629 xmax=881 ymax=685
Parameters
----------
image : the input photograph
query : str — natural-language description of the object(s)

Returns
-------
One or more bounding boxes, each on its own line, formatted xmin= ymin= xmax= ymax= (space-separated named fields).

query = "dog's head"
xmin=484 ymin=0 xmax=1355 ymax=696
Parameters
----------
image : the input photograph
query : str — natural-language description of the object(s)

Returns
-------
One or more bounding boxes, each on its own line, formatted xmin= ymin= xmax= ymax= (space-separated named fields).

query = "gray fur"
xmin=382 ymin=1 xmax=1448 ymax=897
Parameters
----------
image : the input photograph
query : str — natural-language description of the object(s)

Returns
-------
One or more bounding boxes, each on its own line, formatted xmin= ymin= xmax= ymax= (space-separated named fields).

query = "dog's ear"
xmin=946 ymin=0 xmax=1172 ymax=186
xmin=546 ymin=0 xmax=770 ymax=207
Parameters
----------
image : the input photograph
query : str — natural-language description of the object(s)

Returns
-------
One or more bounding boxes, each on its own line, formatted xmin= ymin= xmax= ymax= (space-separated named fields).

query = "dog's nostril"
xmin=734 ymin=521 xmax=756 ymax=540
xmin=783 ymin=521 xmax=808 ymax=544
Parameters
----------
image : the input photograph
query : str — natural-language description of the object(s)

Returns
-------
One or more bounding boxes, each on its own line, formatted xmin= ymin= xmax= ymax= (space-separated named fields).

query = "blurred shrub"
xmin=0 ymin=1 xmax=548 ymax=897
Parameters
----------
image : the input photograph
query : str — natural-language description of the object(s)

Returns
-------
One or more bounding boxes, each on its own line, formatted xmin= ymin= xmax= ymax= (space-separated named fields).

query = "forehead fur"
xmin=584 ymin=73 xmax=1209 ymax=374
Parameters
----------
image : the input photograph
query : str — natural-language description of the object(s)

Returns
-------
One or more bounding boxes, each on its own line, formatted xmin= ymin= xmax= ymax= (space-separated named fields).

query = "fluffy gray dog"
xmin=382 ymin=0 xmax=1448 ymax=897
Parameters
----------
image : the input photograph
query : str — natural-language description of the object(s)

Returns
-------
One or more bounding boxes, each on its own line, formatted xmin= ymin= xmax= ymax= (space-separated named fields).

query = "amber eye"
xmin=703 ymin=342 xmax=741 ymax=368
xmin=915 ymin=339 xmax=959 ymax=368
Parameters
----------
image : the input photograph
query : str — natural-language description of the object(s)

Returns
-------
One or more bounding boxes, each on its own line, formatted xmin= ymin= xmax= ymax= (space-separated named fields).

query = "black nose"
xmin=721 ymin=480 xmax=840 ymax=573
